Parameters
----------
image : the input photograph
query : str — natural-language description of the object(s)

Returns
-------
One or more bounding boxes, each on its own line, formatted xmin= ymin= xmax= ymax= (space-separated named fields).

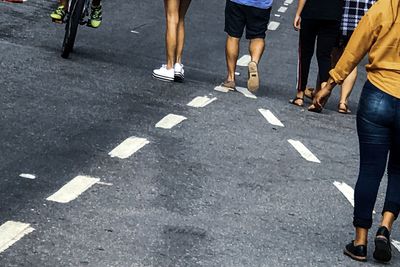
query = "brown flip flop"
xmin=338 ymin=102 xmax=351 ymax=114
xmin=247 ymin=61 xmax=259 ymax=93
xmin=221 ymin=80 xmax=236 ymax=91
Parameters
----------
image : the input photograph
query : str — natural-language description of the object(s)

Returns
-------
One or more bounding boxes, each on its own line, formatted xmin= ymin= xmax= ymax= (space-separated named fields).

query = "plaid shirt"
xmin=341 ymin=0 xmax=376 ymax=36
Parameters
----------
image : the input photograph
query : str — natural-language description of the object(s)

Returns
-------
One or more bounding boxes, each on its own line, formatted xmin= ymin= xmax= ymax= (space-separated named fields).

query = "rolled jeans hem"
xmin=353 ymin=217 xmax=372 ymax=229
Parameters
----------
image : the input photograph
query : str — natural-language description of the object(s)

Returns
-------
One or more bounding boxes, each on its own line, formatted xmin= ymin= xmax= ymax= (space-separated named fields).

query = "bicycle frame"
xmin=66 ymin=0 xmax=91 ymax=25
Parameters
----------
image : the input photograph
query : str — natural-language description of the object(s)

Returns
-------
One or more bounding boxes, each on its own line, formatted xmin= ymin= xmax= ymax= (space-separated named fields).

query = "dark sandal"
xmin=289 ymin=97 xmax=304 ymax=107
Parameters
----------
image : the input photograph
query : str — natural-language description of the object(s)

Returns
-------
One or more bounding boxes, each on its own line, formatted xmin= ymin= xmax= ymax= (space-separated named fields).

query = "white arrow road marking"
xmin=19 ymin=173 xmax=36 ymax=179
xmin=392 ymin=240 xmax=400 ymax=252
xmin=288 ymin=139 xmax=321 ymax=163
xmin=155 ymin=114 xmax=187 ymax=129
xmin=236 ymin=87 xmax=257 ymax=99
xmin=268 ymin=21 xmax=280 ymax=31
xmin=258 ymin=109 xmax=284 ymax=127
xmin=0 ymin=221 xmax=34 ymax=254
xmin=237 ymin=55 xmax=251 ymax=66
xmin=187 ymin=96 xmax=217 ymax=108
xmin=109 ymin=137 xmax=149 ymax=159
xmin=46 ymin=175 xmax=100 ymax=203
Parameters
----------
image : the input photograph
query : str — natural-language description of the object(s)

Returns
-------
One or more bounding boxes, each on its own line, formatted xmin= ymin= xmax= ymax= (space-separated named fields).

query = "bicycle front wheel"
xmin=61 ymin=0 xmax=86 ymax=59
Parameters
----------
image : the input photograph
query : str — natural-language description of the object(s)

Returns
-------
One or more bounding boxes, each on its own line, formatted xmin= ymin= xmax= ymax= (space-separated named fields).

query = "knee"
xmin=166 ymin=13 xmax=179 ymax=27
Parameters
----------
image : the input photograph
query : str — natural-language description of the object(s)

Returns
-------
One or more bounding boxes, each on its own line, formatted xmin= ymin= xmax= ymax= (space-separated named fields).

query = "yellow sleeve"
xmin=329 ymin=12 xmax=379 ymax=84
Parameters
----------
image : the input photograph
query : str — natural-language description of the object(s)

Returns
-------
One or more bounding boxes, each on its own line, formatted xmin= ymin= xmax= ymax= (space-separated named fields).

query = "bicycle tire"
xmin=61 ymin=0 xmax=86 ymax=58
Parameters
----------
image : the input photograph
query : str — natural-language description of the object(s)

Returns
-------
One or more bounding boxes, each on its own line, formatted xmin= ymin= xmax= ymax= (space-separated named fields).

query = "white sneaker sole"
xmin=152 ymin=73 xmax=174 ymax=82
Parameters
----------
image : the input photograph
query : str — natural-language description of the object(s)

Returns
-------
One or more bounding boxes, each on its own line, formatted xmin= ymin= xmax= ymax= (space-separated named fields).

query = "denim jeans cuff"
xmin=353 ymin=217 xmax=372 ymax=229
xmin=382 ymin=201 xmax=400 ymax=220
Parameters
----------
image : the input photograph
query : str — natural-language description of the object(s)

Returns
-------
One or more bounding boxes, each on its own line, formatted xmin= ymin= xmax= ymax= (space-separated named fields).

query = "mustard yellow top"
xmin=330 ymin=0 xmax=400 ymax=99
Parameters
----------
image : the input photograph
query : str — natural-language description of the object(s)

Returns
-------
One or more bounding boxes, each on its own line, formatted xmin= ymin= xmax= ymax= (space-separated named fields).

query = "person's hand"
xmin=313 ymin=80 xmax=336 ymax=109
xmin=293 ymin=15 xmax=301 ymax=31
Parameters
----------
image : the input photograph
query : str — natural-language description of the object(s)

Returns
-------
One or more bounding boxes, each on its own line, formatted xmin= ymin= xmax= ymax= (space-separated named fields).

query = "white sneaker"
xmin=174 ymin=63 xmax=184 ymax=82
xmin=152 ymin=65 xmax=174 ymax=82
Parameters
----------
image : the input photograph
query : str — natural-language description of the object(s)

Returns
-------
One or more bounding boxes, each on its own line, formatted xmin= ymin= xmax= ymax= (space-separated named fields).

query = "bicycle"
xmin=60 ymin=0 xmax=91 ymax=59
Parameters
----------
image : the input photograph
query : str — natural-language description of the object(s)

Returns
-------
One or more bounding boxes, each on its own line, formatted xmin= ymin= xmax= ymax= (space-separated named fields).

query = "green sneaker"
xmin=50 ymin=5 xmax=66 ymax=22
xmin=89 ymin=4 xmax=102 ymax=28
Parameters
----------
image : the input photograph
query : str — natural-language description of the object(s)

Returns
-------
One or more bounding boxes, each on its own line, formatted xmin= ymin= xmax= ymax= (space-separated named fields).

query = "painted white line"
xmin=392 ymin=240 xmax=400 ymax=253
xmin=278 ymin=6 xmax=288 ymax=13
xmin=237 ymin=55 xmax=251 ymax=66
xmin=268 ymin=21 xmax=280 ymax=31
xmin=0 ymin=221 xmax=34 ymax=254
xmin=258 ymin=109 xmax=284 ymax=127
xmin=46 ymin=175 xmax=100 ymax=203
xmin=19 ymin=173 xmax=36 ymax=179
xmin=274 ymin=14 xmax=281 ymax=18
xmin=96 ymin=181 xmax=113 ymax=186
xmin=288 ymin=139 xmax=320 ymax=163
xmin=187 ymin=96 xmax=217 ymax=108
xmin=333 ymin=181 xmax=355 ymax=207
xmin=333 ymin=181 xmax=376 ymax=213
xmin=155 ymin=114 xmax=187 ymax=129
xmin=236 ymin=86 xmax=257 ymax=99
xmin=130 ymin=30 xmax=139 ymax=34
xmin=214 ymin=85 xmax=230 ymax=93
xmin=284 ymin=0 xmax=293 ymax=4
xmin=235 ymin=71 xmax=241 ymax=76
xmin=109 ymin=137 xmax=149 ymax=159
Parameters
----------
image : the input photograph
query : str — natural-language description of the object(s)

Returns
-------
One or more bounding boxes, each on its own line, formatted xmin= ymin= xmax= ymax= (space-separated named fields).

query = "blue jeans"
xmin=354 ymin=81 xmax=400 ymax=229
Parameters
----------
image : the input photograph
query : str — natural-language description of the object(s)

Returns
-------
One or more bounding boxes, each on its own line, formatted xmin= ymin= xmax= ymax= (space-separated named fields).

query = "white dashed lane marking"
xmin=278 ymin=6 xmax=288 ymax=13
xmin=47 ymin=175 xmax=101 ymax=204
xmin=109 ymin=137 xmax=149 ymax=159
xmin=19 ymin=173 xmax=36 ymax=179
xmin=237 ymin=55 xmax=251 ymax=66
xmin=333 ymin=181 xmax=400 ymax=252
xmin=214 ymin=85 xmax=230 ymax=93
xmin=259 ymin=109 xmax=284 ymax=127
xmin=284 ymin=0 xmax=294 ymax=4
xmin=288 ymin=139 xmax=321 ymax=163
xmin=236 ymin=87 xmax=257 ymax=99
xmin=155 ymin=114 xmax=187 ymax=129
xmin=0 ymin=221 xmax=34 ymax=254
xmin=187 ymin=96 xmax=217 ymax=108
xmin=268 ymin=21 xmax=280 ymax=31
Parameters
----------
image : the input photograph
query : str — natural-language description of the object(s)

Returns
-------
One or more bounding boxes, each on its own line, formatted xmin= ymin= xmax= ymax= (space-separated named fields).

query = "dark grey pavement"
xmin=0 ymin=0 xmax=398 ymax=266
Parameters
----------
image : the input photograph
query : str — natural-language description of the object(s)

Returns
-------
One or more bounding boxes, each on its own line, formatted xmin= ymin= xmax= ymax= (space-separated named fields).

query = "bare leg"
xmin=339 ymin=67 xmax=357 ymax=105
xmin=380 ymin=212 xmax=395 ymax=232
xmin=225 ymin=35 xmax=240 ymax=82
xmin=355 ymin=227 xmax=368 ymax=246
xmin=164 ymin=0 xmax=180 ymax=69
xmin=175 ymin=0 xmax=191 ymax=64
xmin=249 ymin=38 xmax=265 ymax=64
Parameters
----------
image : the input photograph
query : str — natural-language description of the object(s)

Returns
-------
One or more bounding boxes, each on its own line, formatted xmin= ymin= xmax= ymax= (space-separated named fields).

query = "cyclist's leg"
xmin=175 ymin=0 xmax=192 ymax=64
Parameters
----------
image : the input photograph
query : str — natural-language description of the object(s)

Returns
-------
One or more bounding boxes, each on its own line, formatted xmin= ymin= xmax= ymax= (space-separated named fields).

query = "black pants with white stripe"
xmin=297 ymin=19 xmax=340 ymax=91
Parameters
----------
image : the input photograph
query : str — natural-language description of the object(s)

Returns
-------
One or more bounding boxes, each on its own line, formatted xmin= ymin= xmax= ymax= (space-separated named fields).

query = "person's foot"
xmin=152 ymin=65 xmax=174 ymax=82
xmin=174 ymin=63 xmax=184 ymax=82
xmin=50 ymin=5 xmax=66 ymax=22
xmin=304 ymin=87 xmax=314 ymax=100
xmin=373 ymin=226 xmax=392 ymax=263
xmin=343 ymin=241 xmax=367 ymax=262
xmin=88 ymin=4 xmax=102 ymax=28
xmin=338 ymin=102 xmax=351 ymax=114
xmin=247 ymin=61 xmax=259 ymax=93
xmin=221 ymin=80 xmax=236 ymax=91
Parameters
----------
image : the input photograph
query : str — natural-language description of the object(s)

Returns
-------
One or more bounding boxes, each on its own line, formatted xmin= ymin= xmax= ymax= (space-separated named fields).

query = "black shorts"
xmin=225 ymin=0 xmax=272 ymax=40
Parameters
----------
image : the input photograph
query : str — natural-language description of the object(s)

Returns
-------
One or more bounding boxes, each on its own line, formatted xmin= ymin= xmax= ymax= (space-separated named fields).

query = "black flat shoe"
xmin=344 ymin=241 xmax=367 ymax=262
xmin=373 ymin=226 xmax=392 ymax=263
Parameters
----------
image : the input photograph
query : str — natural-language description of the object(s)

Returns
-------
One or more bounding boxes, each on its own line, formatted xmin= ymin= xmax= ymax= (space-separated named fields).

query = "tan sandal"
xmin=338 ymin=102 xmax=351 ymax=114
xmin=247 ymin=61 xmax=259 ymax=93
xmin=221 ymin=80 xmax=236 ymax=91
xmin=304 ymin=87 xmax=315 ymax=100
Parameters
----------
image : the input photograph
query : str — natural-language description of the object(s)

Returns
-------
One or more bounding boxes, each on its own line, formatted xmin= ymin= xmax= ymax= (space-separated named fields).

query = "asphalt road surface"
xmin=0 ymin=0 xmax=398 ymax=266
